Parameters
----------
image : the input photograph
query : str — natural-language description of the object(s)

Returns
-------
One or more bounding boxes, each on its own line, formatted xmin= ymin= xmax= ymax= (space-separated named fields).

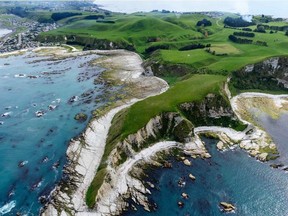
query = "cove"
xmin=124 ymin=115 xmax=288 ymax=216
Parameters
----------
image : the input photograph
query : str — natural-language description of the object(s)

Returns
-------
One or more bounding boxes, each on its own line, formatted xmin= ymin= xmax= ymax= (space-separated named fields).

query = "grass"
xmin=209 ymin=43 xmax=241 ymax=55
xmin=83 ymin=74 xmax=225 ymax=208
xmin=118 ymin=74 xmax=226 ymax=139
xmin=86 ymin=168 xmax=107 ymax=208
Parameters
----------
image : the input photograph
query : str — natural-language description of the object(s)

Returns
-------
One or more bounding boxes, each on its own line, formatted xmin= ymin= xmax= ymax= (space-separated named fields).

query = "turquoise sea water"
xmin=124 ymin=114 xmax=288 ymax=216
xmin=0 ymin=52 xmax=115 ymax=215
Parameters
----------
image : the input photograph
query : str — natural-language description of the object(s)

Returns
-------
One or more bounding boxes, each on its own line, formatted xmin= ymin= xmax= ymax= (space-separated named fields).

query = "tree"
xmin=196 ymin=19 xmax=212 ymax=27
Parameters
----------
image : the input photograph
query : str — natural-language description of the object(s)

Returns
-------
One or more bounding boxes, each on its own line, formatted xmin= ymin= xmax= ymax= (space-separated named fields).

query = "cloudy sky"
xmin=94 ymin=0 xmax=288 ymax=17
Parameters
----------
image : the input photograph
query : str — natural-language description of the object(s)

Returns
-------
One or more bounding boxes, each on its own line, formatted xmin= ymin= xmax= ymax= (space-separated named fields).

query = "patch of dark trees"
xmin=179 ymin=43 xmax=211 ymax=51
xmin=7 ymin=6 xmax=28 ymax=18
xmin=205 ymin=48 xmax=228 ymax=56
xmin=51 ymin=12 xmax=82 ymax=21
xmin=229 ymin=35 xmax=267 ymax=46
xmin=84 ymin=15 xmax=105 ymax=20
xmin=255 ymin=24 xmax=288 ymax=32
xmin=196 ymin=19 xmax=212 ymax=27
xmin=145 ymin=44 xmax=170 ymax=53
xmin=96 ymin=20 xmax=115 ymax=24
xmin=228 ymin=35 xmax=253 ymax=44
xmin=242 ymin=27 xmax=253 ymax=32
xmin=233 ymin=31 xmax=255 ymax=37
xmin=224 ymin=16 xmax=255 ymax=27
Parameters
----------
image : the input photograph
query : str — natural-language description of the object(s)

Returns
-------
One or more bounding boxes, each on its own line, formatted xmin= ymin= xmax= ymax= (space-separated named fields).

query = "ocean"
xmin=124 ymin=113 xmax=288 ymax=216
xmin=0 ymin=51 xmax=117 ymax=215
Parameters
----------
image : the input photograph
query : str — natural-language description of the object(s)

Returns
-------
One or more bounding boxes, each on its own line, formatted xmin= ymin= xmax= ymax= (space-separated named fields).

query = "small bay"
xmin=124 ymin=113 xmax=288 ymax=216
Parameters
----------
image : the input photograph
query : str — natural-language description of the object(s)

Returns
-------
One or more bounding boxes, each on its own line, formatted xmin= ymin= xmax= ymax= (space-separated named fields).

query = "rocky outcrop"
xmin=109 ymin=112 xmax=193 ymax=167
xmin=231 ymin=57 xmax=288 ymax=92
xmin=219 ymin=202 xmax=236 ymax=212
xmin=94 ymin=135 xmax=210 ymax=216
xmin=179 ymin=93 xmax=242 ymax=129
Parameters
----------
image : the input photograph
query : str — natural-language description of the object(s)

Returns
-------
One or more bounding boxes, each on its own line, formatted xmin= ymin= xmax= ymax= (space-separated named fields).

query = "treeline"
xmin=228 ymin=35 xmax=253 ymax=44
xmin=145 ymin=44 xmax=170 ymax=53
xmin=196 ymin=19 xmax=212 ymax=27
xmin=242 ymin=27 xmax=252 ymax=32
xmin=229 ymin=35 xmax=267 ymax=46
xmin=179 ymin=43 xmax=211 ymax=51
xmin=233 ymin=31 xmax=255 ymax=37
xmin=224 ymin=16 xmax=254 ymax=27
xmin=256 ymin=24 xmax=288 ymax=32
xmin=84 ymin=15 xmax=105 ymax=20
xmin=51 ymin=12 xmax=82 ymax=21
xmin=7 ymin=6 xmax=28 ymax=18
xmin=96 ymin=20 xmax=115 ymax=24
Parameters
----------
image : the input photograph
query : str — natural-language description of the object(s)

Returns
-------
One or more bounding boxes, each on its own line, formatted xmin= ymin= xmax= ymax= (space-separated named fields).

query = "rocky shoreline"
xmin=32 ymin=47 xmax=288 ymax=215
xmin=40 ymin=47 xmax=169 ymax=215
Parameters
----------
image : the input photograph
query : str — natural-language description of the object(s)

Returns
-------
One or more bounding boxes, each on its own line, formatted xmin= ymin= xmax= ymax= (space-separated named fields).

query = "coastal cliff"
xmin=42 ymin=53 xmax=288 ymax=216
xmin=231 ymin=56 xmax=288 ymax=92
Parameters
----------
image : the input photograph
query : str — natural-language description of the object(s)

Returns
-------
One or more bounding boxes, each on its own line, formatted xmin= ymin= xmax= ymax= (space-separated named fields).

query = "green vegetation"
xmin=39 ymin=12 xmax=288 ymax=77
xmin=86 ymin=168 xmax=106 ymax=208
xmin=36 ymin=10 xmax=288 ymax=208
xmin=114 ymin=74 xmax=225 ymax=140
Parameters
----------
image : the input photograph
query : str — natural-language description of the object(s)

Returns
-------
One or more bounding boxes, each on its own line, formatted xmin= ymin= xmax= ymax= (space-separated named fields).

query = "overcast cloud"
xmin=94 ymin=0 xmax=288 ymax=17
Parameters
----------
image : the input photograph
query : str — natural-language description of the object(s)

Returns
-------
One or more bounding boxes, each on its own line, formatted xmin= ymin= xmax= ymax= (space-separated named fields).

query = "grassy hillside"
xmin=39 ymin=11 xmax=288 ymax=78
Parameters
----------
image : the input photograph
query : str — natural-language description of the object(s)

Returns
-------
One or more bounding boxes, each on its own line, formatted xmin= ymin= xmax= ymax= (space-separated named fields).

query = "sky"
xmin=94 ymin=0 xmax=288 ymax=18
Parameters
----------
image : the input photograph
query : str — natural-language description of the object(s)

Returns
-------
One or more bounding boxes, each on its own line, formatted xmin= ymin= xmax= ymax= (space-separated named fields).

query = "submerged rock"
xmin=163 ymin=161 xmax=172 ymax=168
xmin=18 ymin=160 xmax=28 ymax=168
xmin=178 ymin=201 xmax=184 ymax=208
xmin=35 ymin=110 xmax=44 ymax=117
xmin=1 ymin=112 xmax=11 ymax=118
xmin=181 ymin=192 xmax=189 ymax=199
xmin=74 ymin=113 xmax=88 ymax=122
xmin=219 ymin=202 xmax=236 ymax=212
xmin=188 ymin=173 xmax=196 ymax=180
xmin=48 ymin=105 xmax=57 ymax=111
xmin=270 ymin=164 xmax=284 ymax=169
xmin=68 ymin=95 xmax=78 ymax=104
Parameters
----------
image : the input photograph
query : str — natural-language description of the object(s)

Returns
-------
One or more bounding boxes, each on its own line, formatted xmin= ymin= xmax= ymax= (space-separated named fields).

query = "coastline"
xmin=4 ymin=46 xmax=288 ymax=215
xmin=40 ymin=47 xmax=169 ymax=215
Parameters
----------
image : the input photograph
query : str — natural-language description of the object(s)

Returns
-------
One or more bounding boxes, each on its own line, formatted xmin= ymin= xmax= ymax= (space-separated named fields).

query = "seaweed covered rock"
xmin=74 ymin=113 xmax=88 ymax=122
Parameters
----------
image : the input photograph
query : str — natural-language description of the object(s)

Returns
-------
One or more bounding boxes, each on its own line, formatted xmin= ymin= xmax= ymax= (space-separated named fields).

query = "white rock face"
xmin=42 ymin=49 xmax=169 ymax=216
